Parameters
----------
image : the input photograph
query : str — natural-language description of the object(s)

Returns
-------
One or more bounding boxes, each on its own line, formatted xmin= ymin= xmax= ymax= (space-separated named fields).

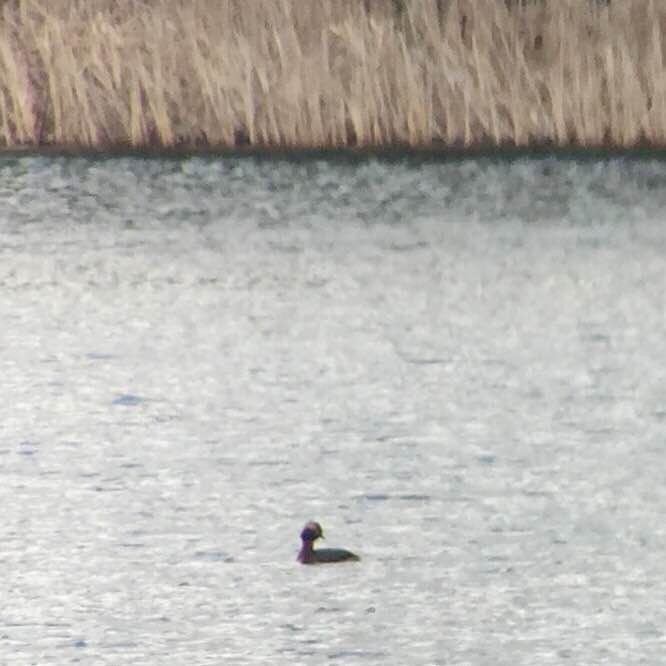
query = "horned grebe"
xmin=297 ymin=521 xmax=360 ymax=564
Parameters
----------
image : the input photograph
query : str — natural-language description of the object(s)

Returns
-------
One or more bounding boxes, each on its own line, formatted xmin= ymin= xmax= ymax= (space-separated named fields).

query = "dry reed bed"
xmin=0 ymin=0 xmax=664 ymax=149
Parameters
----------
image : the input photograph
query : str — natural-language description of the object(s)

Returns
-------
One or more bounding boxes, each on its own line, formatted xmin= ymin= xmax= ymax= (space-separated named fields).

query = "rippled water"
xmin=2 ymin=153 xmax=666 ymax=664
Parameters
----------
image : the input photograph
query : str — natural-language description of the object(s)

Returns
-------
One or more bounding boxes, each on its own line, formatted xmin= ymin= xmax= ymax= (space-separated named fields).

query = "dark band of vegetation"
xmin=0 ymin=0 xmax=660 ymax=150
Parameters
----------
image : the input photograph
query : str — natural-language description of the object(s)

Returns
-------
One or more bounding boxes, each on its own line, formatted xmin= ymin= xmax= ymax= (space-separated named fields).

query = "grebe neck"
xmin=297 ymin=541 xmax=315 ymax=563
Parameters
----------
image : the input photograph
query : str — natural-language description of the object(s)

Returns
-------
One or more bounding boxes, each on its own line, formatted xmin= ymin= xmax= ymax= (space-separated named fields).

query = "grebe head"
xmin=300 ymin=521 xmax=324 ymax=543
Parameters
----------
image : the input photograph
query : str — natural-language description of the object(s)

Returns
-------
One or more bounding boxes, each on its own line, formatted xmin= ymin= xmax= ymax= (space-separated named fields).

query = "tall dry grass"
xmin=0 ymin=0 xmax=664 ymax=149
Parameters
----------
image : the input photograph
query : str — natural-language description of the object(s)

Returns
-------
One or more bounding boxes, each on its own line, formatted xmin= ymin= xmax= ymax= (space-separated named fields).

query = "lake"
xmin=1 ymin=152 xmax=665 ymax=665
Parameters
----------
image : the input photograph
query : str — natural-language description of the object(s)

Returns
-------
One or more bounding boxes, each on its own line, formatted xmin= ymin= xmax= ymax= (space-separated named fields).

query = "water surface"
xmin=1 ymin=154 xmax=665 ymax=664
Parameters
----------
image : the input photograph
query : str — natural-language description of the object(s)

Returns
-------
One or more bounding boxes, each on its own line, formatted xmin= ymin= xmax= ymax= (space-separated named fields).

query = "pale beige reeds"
xmin=0 ymin=0 xmax=664 ymax=149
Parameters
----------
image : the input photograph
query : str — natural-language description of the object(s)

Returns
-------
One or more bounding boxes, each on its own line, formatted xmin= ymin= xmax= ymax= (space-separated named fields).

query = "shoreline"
xmin=4 ymin=142 xmax=666 ymax=163
xmin=0 ymin=0 xmax=663 ymax=151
